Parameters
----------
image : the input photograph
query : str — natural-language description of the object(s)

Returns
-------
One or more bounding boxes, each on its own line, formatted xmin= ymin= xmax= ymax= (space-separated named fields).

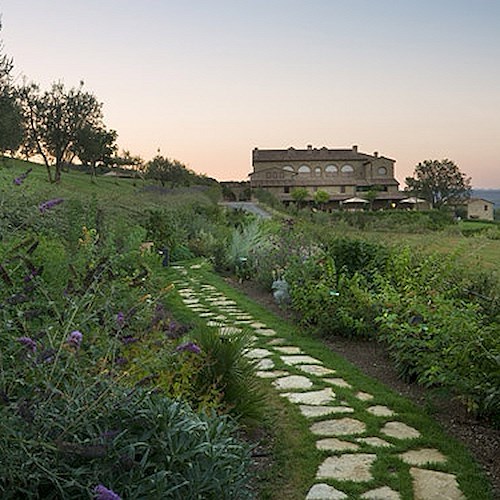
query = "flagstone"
xmin=315 ymin=437 xmax=360 ymax=451
xmin=244 ymin=348 xmax=273 ymax=359
xmin=273 ymin=346 xmax=302 ymax=354
xmin=410 ymin=467 xmax=464 ymax=500
xmin=366 ymin=405 xmax=396 ymax=417
xmin=219 ymin=326 xmax=242 ymax=336
xmin=255 ymin=328 xmax=277 ymax=337
xmin=399 ymin=448 xmax=447 ymax=466
xmin=300 ymin=405 xmax=354 ymax=418
xmin=281 ymin=355 xmax=323 ymax=366
xmin=356 ymin=437 xmax=392 ymax=448
xmin=355 ymin=391 xmax=374 ymax=401
xmin=297 ymin=364 xmax=336 ymax=376
xmin=267 ymin=338 xmax=287 ymax=345
xmin=323 ymin=378 xmax=353 ymax=389
xmin=316 ymin=453 xmax=376 ymax=482
xmin=310 ymin=418 xmax=366 ymax=436
xmin=282 ymin=388 xmax=336 ymax=405
xmin=360 ymin=486 xmax=401 ymax=499
xmin=256 ymin=358 xmax=275 ymax=370
xmin=250 ymin=322 xmax=268 ymax=329
xmin=381 ymin=422 xmax=421 ymax=440
xmin=256 ymin=370 xmax=289 ymax=379
xmin=273 ymin=375 xmax=313 ymax=390
xmin=306 ymin=483 xmax=348 ymax=499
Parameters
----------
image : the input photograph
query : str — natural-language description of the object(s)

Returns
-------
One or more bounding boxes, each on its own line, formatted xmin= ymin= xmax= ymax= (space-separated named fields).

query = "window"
xmin=325 ymin=164 xmax=338 ymax=176
xmin=284 ymin=186 xmax=290 ymax=193
xmin=298 ymin=165 xmax=311 ymax=174
xmin=341 ymin=164 xmax=354 ymax=173
xmin=340 ymin=186 xmax=346 ymax=193
xmin=315 ymin=167 xmax=322 ymax=176
xmin=378 ymin=166 xmax=387 ymax=175
xmin=485 ymin=205 xmax=489 ymax=211
xmin=283 ymin=165 xmax=294 ymax=172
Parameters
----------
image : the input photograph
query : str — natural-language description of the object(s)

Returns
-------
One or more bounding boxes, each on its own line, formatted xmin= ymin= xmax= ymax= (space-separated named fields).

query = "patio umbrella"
xmin=342 ymin=197 xmax=369 ymax=204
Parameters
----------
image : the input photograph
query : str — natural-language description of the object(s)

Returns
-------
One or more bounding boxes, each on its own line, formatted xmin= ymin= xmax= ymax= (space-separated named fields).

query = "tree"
xmin=313 ymin=189 xmax=329 ymax=210
xmin=72 ymin=124 xmax=117 ymax=180
xmin=0 ymin=20 xmax=23 ymax=158
xmin=146 ymin=155 xmax=193 ymax=188
xmin=405 ymin=159 xmax=471 ymax=208
xmin=291 ymin=187 xmax=309 ymax=208
xmin=19 ymin=80 xmax=103 ymax=183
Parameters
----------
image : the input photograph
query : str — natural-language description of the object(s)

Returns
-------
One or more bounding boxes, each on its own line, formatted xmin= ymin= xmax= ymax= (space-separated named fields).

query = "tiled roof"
xmin=252 ymin=147 xmax=394 ymax=163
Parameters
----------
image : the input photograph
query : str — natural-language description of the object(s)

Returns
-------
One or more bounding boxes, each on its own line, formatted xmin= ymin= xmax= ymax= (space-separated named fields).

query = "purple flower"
xmin=176 ymin=341 xmax=201 ymax=354
xmin=16 ymin=336 xmax=37 ymax=353
xmin=13 ymin=168 xmax=32 ymax=186
xmin=67 ymin=330 xmax=83 ymax=348
xmin=39 ymin=198 xmax=64 ymax=213
xmin=94 ymin=484 xmax=121 ymax=500
xmin=120 ymin=335 xmax=139 ymax=345
xmin=116 ymin=311 xmax=125 ymax=328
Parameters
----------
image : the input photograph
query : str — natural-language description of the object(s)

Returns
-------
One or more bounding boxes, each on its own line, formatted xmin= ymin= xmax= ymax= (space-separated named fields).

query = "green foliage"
xmin=405 ymin=158 xmax=472 ymax=208
xmin=291 ymin=187 xmax=309 ymax=207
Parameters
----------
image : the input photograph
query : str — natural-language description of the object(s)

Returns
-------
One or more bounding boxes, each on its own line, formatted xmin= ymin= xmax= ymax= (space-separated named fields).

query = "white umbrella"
xmin=400 ymin=197 xmax=427 ymax=204
xmin=342 ymin=197 xmax=369 ymax=203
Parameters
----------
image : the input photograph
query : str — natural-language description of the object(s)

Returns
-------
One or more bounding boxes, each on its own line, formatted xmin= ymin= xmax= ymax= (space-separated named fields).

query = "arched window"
xmin=315 ymin=167 xmax=322 ymax=176
xmin=378 ymin=166 xmax=387 ymax=176
xmin=325 ymin=164 xmax=338 ymax=175
xmin=298 ymin=165 xmax=311 ymax=174
xmin=341 ymin=164 xmax=354 ymax=173
xmin=283 ymin=165 xmax=294 ymax=172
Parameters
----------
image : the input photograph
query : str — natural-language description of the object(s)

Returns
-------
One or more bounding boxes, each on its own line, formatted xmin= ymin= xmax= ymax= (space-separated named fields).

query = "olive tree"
xmin=20 ymin=80 xmax=103 ymax=183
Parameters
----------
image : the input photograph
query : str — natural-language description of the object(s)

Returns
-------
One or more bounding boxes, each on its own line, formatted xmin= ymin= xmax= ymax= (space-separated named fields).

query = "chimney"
xmin=307 ymin=144 xmax=313 ymax=150
xmin=373 ymin=151 xmax=378 ymax=157
xmin=352 ymin=145 xmax=358 ymax=152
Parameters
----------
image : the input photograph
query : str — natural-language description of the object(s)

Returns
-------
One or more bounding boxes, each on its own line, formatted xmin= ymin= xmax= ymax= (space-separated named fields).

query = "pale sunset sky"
xmin=1 ymin=0 xmax=499 ymax=187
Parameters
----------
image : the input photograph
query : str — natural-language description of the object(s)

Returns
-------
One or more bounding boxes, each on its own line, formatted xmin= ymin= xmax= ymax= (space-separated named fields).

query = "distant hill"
xmin=472 ymin=189 xmax=500 ymax=208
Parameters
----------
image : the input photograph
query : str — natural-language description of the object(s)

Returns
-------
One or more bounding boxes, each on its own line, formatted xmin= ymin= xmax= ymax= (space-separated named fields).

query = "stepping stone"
xmin=310 ymin=418 xmax=366 ymax=436
xmin=306 ymin=483 xmax=348 ymax=499
xmin=183 ymin=299 xmax=200 ymax=304
xmin=323 ymin=378 xmax=353 ymax=389
xmin=282 ymin=388 xmax=335 ymax=405
xmin=381 ymin=422 xmax=421 ymax=440
xmin=367 ymin=405 xmax=396 ymax=417
xmin=410 ymin=467 xmax=464 ymax=500
xmin=297 ymin=364 xmax=336 ymax=376
xmin=281 ymin=355 xmax=323 ymax=366
xmin=256 ymin=358 xmax=275 ymax=370
xmin=207 ymin=320 xmax=224 ymax=327
xmin=250 ymin=322 xmax=267 ymax=329
xmin=316 ymin=438 xmax=360 ymax=452
xmin=244 ymin=348 xmax=272 ymax=359
xmin=273 ymin=346 xmax=302 ymax=354
xmin=316 ymin=453 xmax=376 ymax=482
xmin=199 ymin=312 xmax=215 ymax=317
xmin=267 ymin=338 xmax=287 ymax=345
xmin=399 ymin=448 xmax=447 ymax=466
xmin=355 ymin=391 xmax=374 ymax=401
xmin=256 ymin=370 xmax=289 ymax=379
xmin=360 ymin=486 xmax=401 ymax=499
xmin=255 ymin=370 xmax=288 ymax=378
xmin=300 ymin=405 xmax=354 ymax=418
xmin=255 ymin=328 xmax=277 ymax=337
xmin=273 ymin=375 xmax=313 ymax=390
xmin=235 ymin=315 xmax=253 ymax=320
xmin=219 ymin=326 xmax=242 ymax=336
xmin=356 ymin=437 xmax=392 ymax=448
xmin=190 ymin=264 xmax=202 ymax=269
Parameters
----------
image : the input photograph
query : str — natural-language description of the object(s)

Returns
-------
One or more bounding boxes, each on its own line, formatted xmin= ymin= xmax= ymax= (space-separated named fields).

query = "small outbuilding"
xmin=466 ymin=198 xmax=494 ymax=221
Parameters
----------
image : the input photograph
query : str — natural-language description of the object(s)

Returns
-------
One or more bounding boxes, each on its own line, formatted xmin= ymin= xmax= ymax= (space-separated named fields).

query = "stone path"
xmin=172 ymin=264 xmax=467 ymax=500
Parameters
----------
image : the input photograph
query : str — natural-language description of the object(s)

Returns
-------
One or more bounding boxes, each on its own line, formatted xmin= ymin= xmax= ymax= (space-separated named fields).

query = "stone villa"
xmin=250 ymin=145 xmax=407 ymax=208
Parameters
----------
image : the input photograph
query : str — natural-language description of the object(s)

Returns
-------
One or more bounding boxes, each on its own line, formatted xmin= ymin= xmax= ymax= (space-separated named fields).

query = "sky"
xmin=1 ymin=0 xmax=500 ymax=187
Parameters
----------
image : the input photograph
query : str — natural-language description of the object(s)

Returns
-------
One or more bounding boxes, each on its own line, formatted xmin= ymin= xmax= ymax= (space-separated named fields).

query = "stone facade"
xmin=467 ymin=198 xmax=494 ymax=221
xmin=250 ymin=145 xmax=406 ymax=208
